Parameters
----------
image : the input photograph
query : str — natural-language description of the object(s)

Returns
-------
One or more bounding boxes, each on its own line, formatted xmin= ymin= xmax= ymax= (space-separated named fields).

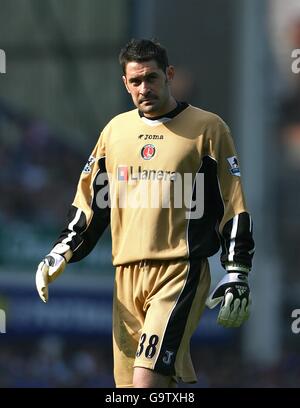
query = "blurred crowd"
xmin=0 ymin=337 xmax=299 ymax=388
xmin=0 ymin=100 xmax=86 ymax=226
xmin=0 ymin=337 xmax=114 ymax=388
xmin=276 ymin=17 xmax=300 ymax=280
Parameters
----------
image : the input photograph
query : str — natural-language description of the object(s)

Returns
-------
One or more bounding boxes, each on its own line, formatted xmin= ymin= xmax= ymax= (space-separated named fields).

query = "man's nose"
xmin=139 ymin=81 xmax=150 ymax=95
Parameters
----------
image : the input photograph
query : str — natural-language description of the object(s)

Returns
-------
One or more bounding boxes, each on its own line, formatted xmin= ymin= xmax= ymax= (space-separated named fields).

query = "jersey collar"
xmin=138 ymin=102 xmax=189 ymax=126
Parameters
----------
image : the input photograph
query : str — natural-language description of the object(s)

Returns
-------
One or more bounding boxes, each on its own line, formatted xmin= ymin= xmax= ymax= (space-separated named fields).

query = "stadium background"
xmin=0 ymin=0 xmax=300 ymax=387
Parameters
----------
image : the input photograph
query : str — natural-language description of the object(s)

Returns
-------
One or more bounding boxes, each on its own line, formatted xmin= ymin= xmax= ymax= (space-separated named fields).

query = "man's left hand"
xmin=206 ymin=272 xmax=251 ymax=328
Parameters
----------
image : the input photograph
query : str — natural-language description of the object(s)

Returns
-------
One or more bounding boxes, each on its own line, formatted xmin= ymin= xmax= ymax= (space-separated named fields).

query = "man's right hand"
xmin=35 ymin=243 xmax=72 ymax=303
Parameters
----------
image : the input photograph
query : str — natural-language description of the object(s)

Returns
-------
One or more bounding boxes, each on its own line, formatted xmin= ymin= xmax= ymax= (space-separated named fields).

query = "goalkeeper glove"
xmin=206 ymin=271 xmax=251 ymax=328
xmin=35 ymin=243 xmax=72 ymax=303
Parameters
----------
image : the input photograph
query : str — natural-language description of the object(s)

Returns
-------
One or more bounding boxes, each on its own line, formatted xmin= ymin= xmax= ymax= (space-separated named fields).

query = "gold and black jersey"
xmin=56 ymin=105 xmax=255 ymax=269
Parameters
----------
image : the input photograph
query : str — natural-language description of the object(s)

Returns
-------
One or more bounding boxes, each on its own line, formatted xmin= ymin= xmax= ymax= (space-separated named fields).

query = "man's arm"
xmin=56 ymin=154 xmax=110 ymax=263
xmin=36 ymin=134 xmax=110 ymax=302
xmin=206 ymin=118 xmax=255 ymax=327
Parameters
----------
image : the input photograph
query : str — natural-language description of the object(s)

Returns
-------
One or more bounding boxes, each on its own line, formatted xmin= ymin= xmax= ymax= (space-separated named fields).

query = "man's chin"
xmin=138 ymin=102 xmax=157 ymax=114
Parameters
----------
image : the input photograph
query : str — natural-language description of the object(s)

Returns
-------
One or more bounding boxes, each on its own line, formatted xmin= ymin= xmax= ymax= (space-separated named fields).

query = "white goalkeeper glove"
xmin=35 ymin=243 xmax=72 ymax=303
xmin=206 ymin=272 xmax=251 ymax=328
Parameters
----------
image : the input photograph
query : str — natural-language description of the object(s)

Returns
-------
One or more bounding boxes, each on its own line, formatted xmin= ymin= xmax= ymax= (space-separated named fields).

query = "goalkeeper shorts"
xmin=112 ymin=258 xmax=211 ymax=388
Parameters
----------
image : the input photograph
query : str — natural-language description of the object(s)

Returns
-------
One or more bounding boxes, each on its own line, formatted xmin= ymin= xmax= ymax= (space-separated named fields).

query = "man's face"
xmin=122 ymin=60 xmax=175 ymax=117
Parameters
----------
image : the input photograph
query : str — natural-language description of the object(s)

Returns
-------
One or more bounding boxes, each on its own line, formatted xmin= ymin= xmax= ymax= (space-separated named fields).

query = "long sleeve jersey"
xmin=56 ymin=104 xmax=255 ymax=269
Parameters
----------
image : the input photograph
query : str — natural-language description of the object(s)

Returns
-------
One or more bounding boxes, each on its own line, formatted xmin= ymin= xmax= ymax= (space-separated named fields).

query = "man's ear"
xmin=166 ymin=65 xmax=175 ymax=83
xmin=122 ymin=75 xmax=131 ymax=93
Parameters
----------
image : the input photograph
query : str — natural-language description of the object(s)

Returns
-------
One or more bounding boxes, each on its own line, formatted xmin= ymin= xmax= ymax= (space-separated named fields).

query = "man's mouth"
xmin=140 ymin=96 xmax=156 ymax=104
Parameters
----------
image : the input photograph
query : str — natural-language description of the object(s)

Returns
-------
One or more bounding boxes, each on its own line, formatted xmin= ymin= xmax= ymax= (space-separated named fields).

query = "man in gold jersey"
xmin=35 ymin=39 xmax=255 ymax=388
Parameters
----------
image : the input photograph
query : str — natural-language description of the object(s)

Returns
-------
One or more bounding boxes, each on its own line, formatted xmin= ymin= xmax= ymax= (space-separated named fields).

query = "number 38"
xmin=136 ymin=333 xmax=159 ymax=358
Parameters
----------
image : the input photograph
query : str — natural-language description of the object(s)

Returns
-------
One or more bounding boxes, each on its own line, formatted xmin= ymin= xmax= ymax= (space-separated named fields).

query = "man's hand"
xmin=35 ymin=243 xmax=72 ymax=303
xmin=206 ymin=272 xmax=251 ymax=328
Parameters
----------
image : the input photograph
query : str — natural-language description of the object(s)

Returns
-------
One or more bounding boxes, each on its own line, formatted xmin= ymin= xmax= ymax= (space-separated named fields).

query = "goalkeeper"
xmin=36 ymin=38 xmax=255 ymax=388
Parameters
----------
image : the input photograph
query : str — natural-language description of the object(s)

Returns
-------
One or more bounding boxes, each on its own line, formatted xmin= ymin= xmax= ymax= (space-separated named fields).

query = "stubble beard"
xmin=138 ymin=95 xmax=168 ymax=116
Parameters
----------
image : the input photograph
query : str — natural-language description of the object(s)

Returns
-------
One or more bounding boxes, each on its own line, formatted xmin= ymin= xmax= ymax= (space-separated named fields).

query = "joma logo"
xmin=138 ymin=134 xmax=164 ymax=140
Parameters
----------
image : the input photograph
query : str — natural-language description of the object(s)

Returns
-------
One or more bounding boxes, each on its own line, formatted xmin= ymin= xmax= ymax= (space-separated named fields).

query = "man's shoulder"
xmin=109 ymin=108 xmax=138 ymax=125
xmin=187 ymin=105 xmax=225 ymax=126
xmin=186 ymin=105 xmax=231 ymax=137
xmin=100 ymin=109 xmax=139 ymax=137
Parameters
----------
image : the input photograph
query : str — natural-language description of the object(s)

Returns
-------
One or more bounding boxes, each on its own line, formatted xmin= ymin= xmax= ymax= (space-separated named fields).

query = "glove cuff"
xmin=225 ymin=262 xmax=250 ymax=273
xmin=51 ymin=243 xmax=73 ymax=262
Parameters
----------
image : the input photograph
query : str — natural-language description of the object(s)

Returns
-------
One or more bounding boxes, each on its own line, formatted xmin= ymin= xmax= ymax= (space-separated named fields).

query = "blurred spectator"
xmin=0 ymin=100 xmax=86 ymax=226
xmin=0 ymin=338 xmax=299 ymax=388
xmin=268 ymin=0 xmax=300 ymax=91
xmin=277 ymin=18 xmax=300 ymax=282
xmin=171 ymin=66 xmax=197 ymax=103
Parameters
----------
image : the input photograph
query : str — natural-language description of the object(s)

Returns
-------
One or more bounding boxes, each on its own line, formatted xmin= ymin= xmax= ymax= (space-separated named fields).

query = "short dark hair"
xmin=119 ymin=38 xmax=169 ymax=74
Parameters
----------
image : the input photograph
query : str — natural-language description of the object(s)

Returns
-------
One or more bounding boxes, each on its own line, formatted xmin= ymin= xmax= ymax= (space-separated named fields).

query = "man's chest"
xmin=105 ymin=128 xmax=203 ymax=175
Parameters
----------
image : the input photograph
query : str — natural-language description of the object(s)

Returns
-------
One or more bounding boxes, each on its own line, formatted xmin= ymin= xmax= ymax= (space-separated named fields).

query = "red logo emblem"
xmin=117 ymin=166 xmax=128 ymax=181
xmin=141 ymin=144 xmax=156 ymax=160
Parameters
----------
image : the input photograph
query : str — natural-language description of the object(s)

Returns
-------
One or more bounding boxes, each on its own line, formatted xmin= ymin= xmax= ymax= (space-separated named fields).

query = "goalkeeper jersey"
xmin=56 ymin=104 xmax=255 ymax=269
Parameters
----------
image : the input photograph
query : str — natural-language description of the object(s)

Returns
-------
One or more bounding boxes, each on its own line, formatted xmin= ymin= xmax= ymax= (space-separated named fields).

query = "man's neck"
xmin=143 ymin=97 xmax=177 ymax=119
xmin=139 ymin=101 xmax=189 ymax=121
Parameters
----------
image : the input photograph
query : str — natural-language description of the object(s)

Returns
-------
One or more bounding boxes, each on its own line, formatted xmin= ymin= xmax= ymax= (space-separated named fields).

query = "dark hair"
xmin=119 ymin=38 xmax=169 ymax=74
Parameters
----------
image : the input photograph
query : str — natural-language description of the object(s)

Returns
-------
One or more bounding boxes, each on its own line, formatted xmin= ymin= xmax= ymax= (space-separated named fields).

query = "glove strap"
xmin=206 ymin=272 xmax=248 ymax=309
xmin=225 ymin=262 xmax=250 ymax=273
xmin=51 ymin=243 xmax=73 ymax=262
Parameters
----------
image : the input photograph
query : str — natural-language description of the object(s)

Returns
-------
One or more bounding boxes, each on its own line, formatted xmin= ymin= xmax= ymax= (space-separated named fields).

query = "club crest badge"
xmin=141 ymin=144 xmax=156 ymax=160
